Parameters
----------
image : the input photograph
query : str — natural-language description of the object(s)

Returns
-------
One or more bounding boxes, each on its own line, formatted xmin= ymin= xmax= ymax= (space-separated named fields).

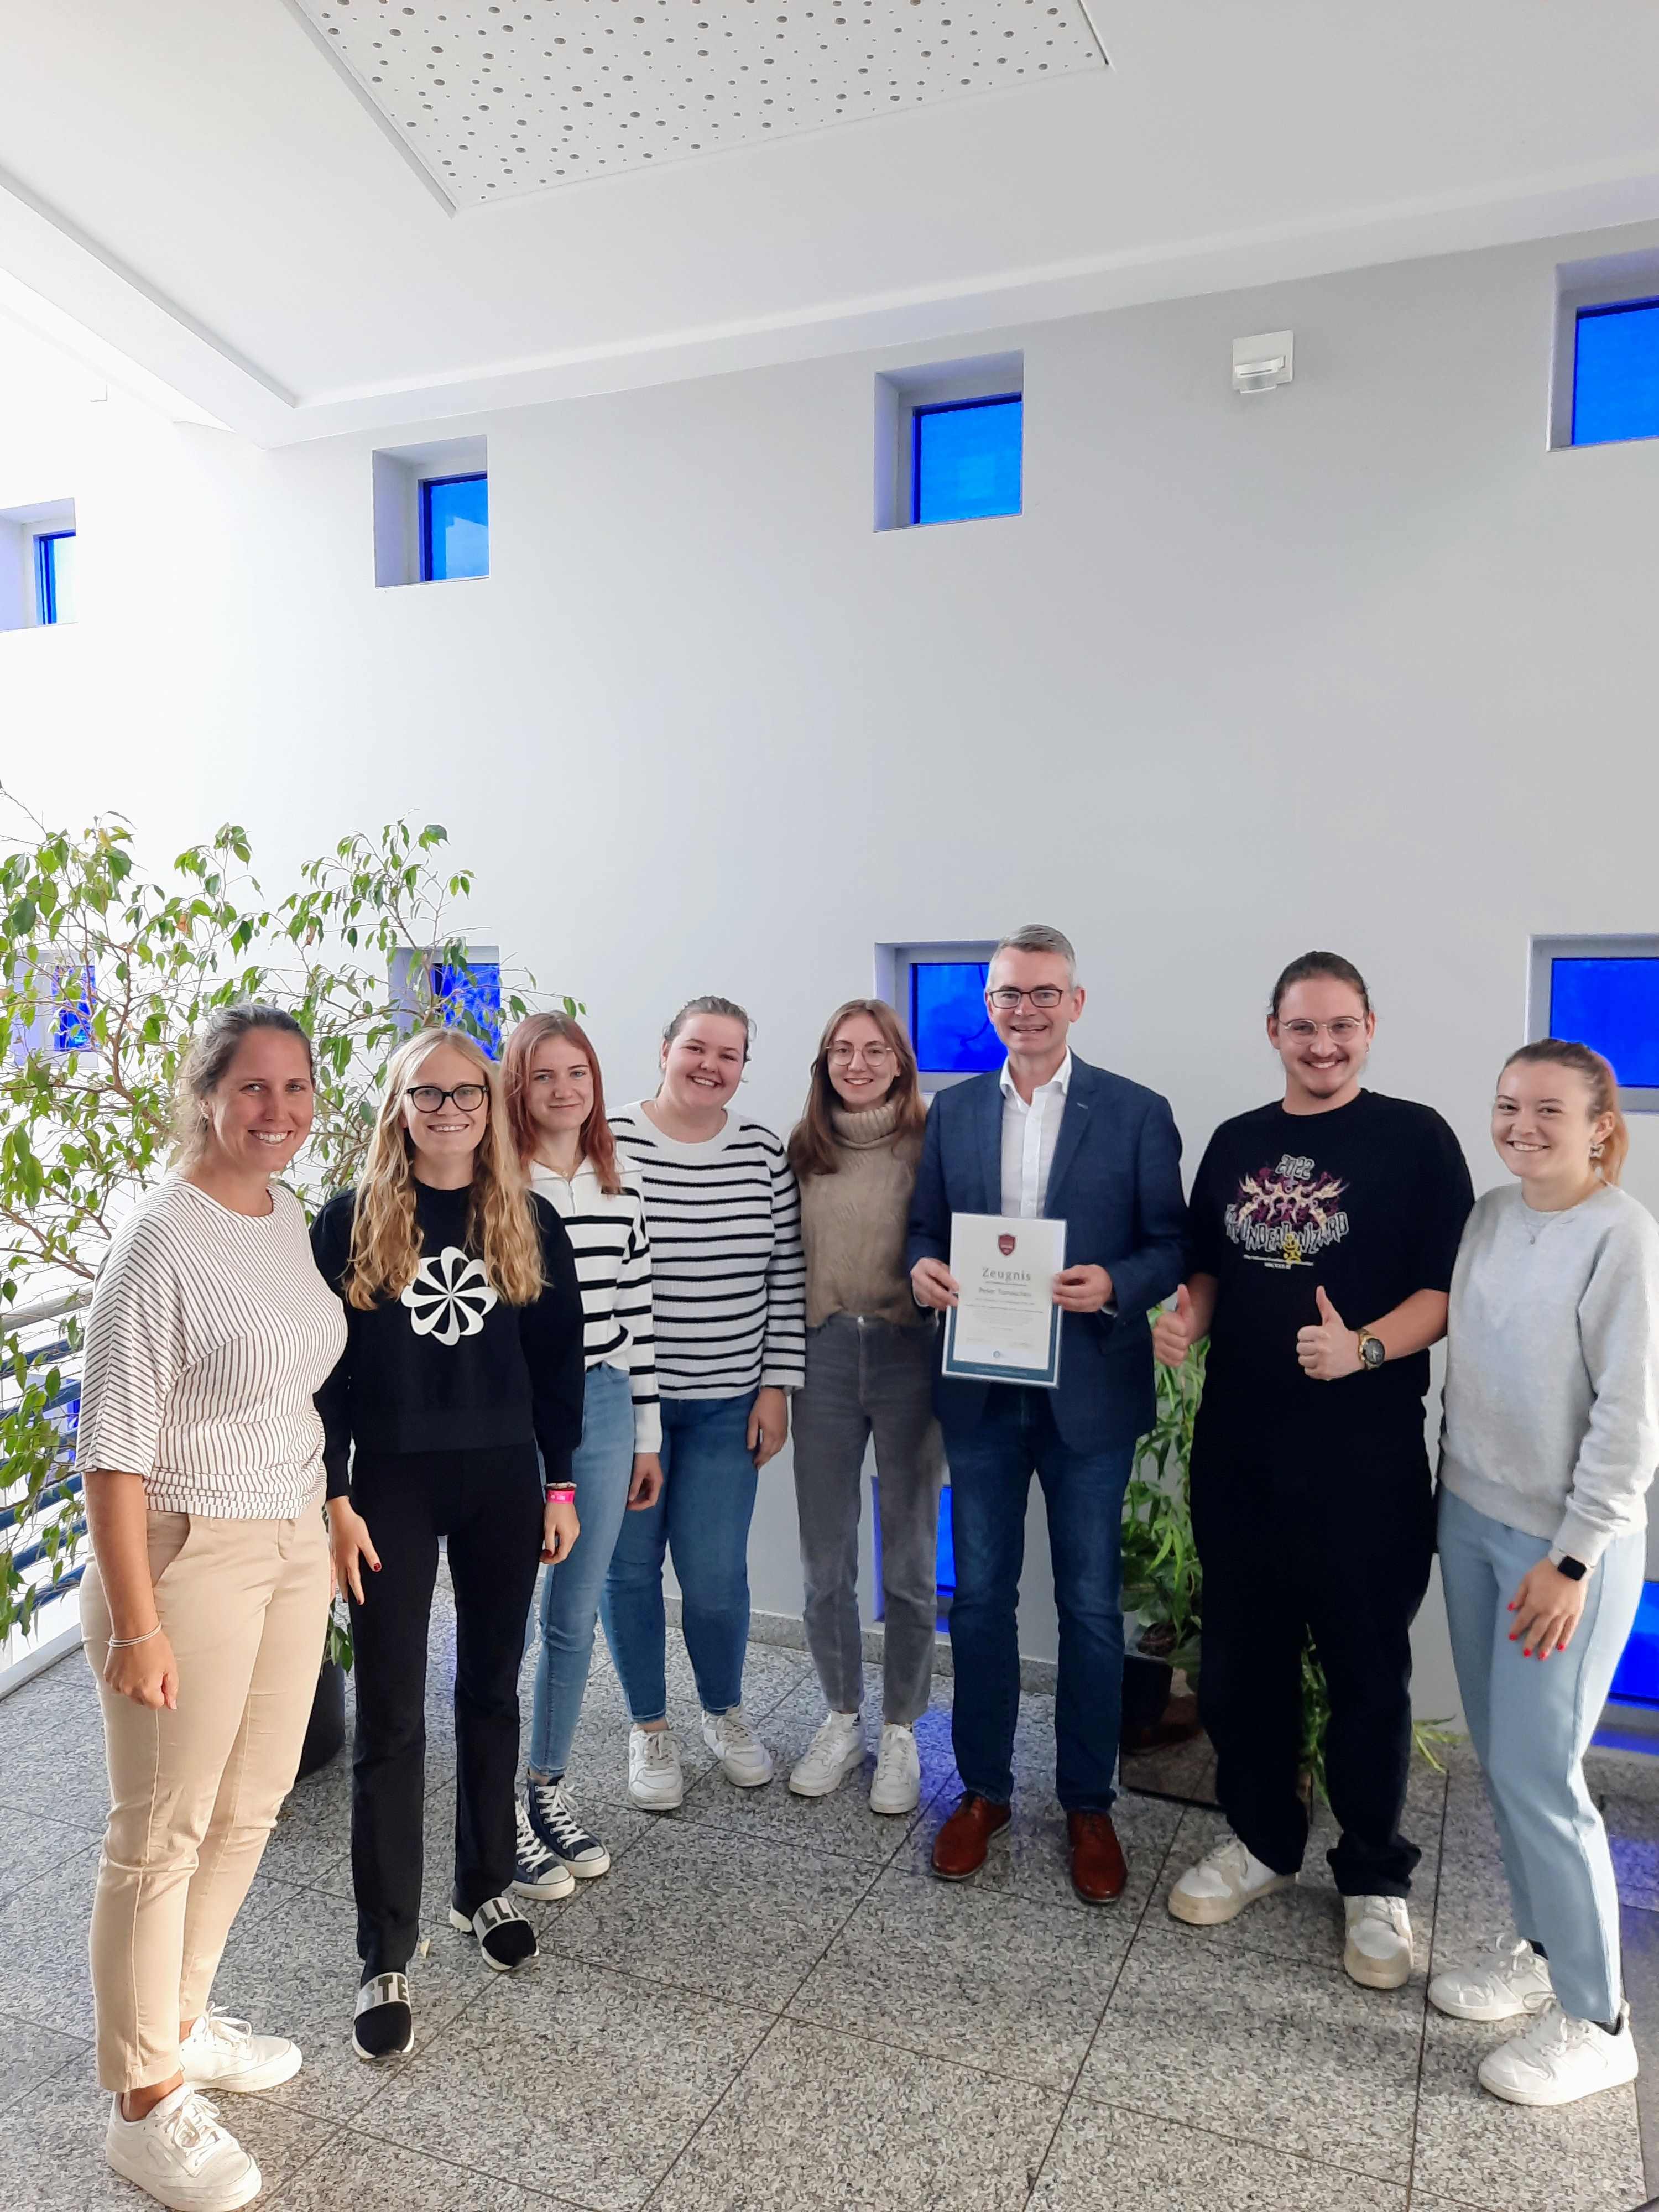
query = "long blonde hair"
xmin=345 ymin=1029 xmax=545 ymax=1310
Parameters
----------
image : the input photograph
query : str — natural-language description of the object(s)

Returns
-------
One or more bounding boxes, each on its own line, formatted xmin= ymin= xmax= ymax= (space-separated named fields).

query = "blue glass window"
xmin=912 ymin=395 xmax=1022 ymax=525
xmin=1548 ymin=957 xmax=1659 ymax=1089
xmin=1612 ymin=1581 xmax=1659 ymax=1705
xmin=420 ymin=474 xmax=489 ymax=581
xmin=1572 ymin=301 xmax=1659 ymax=447
xmin=51 ymin=963 xmax=95 ymax=1052
xmin=35 ymin=531 xmax=76 ymax=624
xmin=430 ymin=957 xmax=502 ymax=1056
xmin=910 ymin=960 xmax=1002 ymax=1074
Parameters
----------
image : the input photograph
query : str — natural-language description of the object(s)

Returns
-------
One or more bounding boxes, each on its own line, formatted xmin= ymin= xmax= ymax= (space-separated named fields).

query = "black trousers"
xmin=348 ymin=1443 xmax=544 ymax=1973
xmin=1190 ymin=1415 xmax=1435 ymax=1897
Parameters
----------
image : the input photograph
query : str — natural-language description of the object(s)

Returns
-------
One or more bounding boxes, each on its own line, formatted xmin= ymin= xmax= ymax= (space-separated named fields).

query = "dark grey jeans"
xmin=791 ymin=1315 xmax=945 ymax=1725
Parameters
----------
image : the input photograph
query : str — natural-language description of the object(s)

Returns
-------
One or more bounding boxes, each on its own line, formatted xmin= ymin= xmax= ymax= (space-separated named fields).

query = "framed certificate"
xmin=942 ymin=1213 xmax=1065 ymax=1388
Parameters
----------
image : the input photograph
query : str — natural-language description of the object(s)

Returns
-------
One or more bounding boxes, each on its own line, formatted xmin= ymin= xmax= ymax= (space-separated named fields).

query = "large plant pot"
xmin=298 ymin=1657 xmax=346 ymax=1780
xmin=1120 ymin=1650 xmax=1175 ymax=1745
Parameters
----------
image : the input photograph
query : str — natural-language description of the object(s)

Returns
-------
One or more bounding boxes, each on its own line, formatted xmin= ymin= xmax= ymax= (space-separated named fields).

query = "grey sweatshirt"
xmin=1439 ymin=1182 xmax=1659 ymax=1568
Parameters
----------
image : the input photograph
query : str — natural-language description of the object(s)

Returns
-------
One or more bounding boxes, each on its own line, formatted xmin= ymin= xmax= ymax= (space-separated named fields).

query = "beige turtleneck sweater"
xmin=799 ymin=1097 xmax=929 ymax=1329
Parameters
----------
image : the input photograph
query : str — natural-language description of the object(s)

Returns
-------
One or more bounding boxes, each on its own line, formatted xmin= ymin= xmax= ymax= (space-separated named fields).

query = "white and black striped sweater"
xmin=609 ymin=1104 xmax=806 ymax=1399
xmin=529 ymin=1157 xmax=661 ymax=1453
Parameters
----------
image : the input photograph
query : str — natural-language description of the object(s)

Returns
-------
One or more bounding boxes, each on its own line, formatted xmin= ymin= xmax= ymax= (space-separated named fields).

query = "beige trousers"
xmin=80 ymin=1504 xmax=331 ymax=2091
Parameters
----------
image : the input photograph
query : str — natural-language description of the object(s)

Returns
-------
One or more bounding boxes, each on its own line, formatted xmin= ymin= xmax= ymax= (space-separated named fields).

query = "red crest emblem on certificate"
xmin=998 ymin=1234 xmax=1016 ymax=1256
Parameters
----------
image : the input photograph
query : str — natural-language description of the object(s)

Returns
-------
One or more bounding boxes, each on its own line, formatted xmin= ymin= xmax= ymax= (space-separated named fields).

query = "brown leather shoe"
xmin=1067 ymin=1811 xmax=1127 ymax=1905
xmin=931 ymin=1793 xmax=1011 ymax=1881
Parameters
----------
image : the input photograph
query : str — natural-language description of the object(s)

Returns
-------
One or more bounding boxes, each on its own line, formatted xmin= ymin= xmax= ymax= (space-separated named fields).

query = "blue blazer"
xmin=905 ymin=1054 xmax=1185 ymax=1454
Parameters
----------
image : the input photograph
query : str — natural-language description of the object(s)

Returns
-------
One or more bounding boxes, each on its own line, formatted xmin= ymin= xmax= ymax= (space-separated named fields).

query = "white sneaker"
xmin=1478 ymin=2001 xmax=1639 ymax=2106
xmin=869 ymin=1723 xmax=922 ymax=1816
xmin=1343 ymin=1895 xmax=1413 ymax=1989
xmin=701 ymin=1705 xmax=775 ymax=1788
xmin=1429 ymin=1933 xmax=1554 ymax=2022
xmin=179 ymin=2002 xmax=301 ymax=2094
xmin=628 ymin=1724 xmax=685 ymax=1811
xmin=788 ymin=1711 xmax=864 ymax=1798
xmin=1168 ymin=1834 xmax=1295 ymax=1926
xmin=105 ymin=2087 xmax=262 ymax=2212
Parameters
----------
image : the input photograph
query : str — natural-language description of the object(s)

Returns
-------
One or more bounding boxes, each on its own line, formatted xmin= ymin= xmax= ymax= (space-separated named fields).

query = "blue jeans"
xmin=526 ymin=1363 xmax=638 ymax=1778
xmin=1438 ymin=1485 xmax=1644 ymax=2025
xmin=600 ymin=1392 xmax=759 ymax=1721
xmin=942 ymin=1387 xmax=1132 ymax=1813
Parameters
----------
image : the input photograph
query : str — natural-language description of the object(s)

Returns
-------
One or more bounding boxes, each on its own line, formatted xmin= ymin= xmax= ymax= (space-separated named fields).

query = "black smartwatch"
xmin=1553 ymin=1554 xmax=1588 ymax=1583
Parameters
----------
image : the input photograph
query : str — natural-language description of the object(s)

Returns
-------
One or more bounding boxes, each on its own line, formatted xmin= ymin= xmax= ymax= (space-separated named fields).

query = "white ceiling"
xmin=291 ymin=0 xmax=1106 ymax=204
xmin=2 ymin=1 xmax=1658 ymax=445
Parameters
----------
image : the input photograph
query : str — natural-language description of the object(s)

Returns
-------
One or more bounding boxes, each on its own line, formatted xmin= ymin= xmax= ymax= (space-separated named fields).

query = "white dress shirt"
xmin=999 ymin=1050 xmax=1073 ymax=1218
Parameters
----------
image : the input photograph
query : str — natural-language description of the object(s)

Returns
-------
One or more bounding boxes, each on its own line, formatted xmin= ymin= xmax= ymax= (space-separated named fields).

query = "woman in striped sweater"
xmin=503 ymin=1013 xmax=662 ymax=1891
xmin=602 ymin=995 xmax=807 ymax=1808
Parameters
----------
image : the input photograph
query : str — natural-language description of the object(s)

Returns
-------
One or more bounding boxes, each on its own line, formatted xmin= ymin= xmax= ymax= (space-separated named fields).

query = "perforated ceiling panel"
xmin=294 ymin=0 xmax=1108 ymax=206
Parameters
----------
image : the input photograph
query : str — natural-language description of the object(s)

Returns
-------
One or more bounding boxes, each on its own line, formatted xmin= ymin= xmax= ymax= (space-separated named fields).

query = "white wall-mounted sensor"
xmin=1232 ymin=331 xmax=1294 ymax=395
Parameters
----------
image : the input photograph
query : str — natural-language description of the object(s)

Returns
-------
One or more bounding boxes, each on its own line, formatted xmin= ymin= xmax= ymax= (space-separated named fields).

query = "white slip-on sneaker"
xmin=1428 ymin=1933 xmax=1554 ymax=2022
xmin=869 ymin=1723 xmax=922 ymax=1817
xmin=1343 ymin=1895 xmax=1413 ymax=1990
xmin=512 ymin=1801 xmax=577 ymax=1900
xmin=179 ymin=2002 xmax=301 ymax=2094
xmin=105 ymin=2086 xmax=262 ymax=2212
xmin=788 ymin=1711 xmax=864 ymax=1798
xmin=1168 ymin=1834 xmax=1296 ymax=1926
xmin=702 ymin=1705 xmax=775 ymax=1788
xmin=1478 ymin=2001 xmax=1639 ymax=2107
xmin=628 ymin=1724 xmax=685 ymax=1811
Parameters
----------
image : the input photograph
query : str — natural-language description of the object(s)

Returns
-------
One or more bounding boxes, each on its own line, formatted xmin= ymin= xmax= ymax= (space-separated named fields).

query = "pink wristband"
xmin=546 ymin=1485 xmax=576 ymax=1503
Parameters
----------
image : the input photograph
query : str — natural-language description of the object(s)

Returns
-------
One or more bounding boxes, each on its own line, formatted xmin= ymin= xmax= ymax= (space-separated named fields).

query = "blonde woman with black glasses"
xmin=311 ymin=1030 xmax=583 ymax=2063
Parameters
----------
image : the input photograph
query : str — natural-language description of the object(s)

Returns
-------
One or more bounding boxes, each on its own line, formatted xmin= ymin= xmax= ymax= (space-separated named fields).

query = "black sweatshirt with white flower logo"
xmin=311 ymin=1181 xmax=585 ymax=1498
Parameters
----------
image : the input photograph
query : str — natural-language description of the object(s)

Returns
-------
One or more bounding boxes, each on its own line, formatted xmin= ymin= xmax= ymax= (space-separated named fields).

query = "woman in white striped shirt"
xmin=602 ymin=996 xmax=806 ymax=1809
xmin=77 ymin=1004 xmax=348 ymax=2212
xmin=502 ymin=1013 xmax=662 ymax=1890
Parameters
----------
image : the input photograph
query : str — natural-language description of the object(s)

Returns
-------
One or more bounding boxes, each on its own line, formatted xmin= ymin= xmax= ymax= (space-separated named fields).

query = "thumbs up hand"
xmin=1296 ymin=1285 xmax=1364 ymax=1380
xmin=1152 ymin=1283 xmax=1197 ymax=1369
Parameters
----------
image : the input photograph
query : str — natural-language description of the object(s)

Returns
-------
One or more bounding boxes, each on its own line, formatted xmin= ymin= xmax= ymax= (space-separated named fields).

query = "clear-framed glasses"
xmin=406 ymin=1082 xmax=487 ymax=1112
xmin=988 ymin=986 xmax=1066 ymax=1010
xmin=1278 ymin=1018 xmax=1366 ymax=1042
xmin=827 ymin=1042 xmax=894 ymax=1067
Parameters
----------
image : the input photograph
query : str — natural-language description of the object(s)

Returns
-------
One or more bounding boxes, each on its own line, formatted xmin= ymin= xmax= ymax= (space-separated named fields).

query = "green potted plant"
xmin=0 ymin=794 xmax=575 ymax=1768
xmin=1120 ymin=1331 xmax=1206 ymax=1746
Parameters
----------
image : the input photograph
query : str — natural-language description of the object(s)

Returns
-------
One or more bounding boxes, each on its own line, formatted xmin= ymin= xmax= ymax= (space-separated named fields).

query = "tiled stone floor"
xmin=0 ymin=1572 xmax=1654 ymax=2212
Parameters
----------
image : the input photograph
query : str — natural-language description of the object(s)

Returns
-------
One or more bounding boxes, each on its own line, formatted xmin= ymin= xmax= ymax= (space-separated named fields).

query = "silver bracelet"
xmin=107 ymin=1622 xmax=163 ymax=1649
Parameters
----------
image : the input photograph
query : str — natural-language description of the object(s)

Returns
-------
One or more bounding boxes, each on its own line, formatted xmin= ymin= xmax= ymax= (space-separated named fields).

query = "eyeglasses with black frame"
xmin=987 ymin=985 xmax=1067 ymax=1010
xmin=406 ymin=1082 xmax=487 ymax=1112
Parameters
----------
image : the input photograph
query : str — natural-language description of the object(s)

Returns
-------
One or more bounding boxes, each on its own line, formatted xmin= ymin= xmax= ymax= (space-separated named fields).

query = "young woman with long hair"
xmin=784 ymin=998 xmax=942 ymax=1815
xmin=311 ymin=1028 xmax=583 ymax=2063
xmin=501 ymin=1013 xmax=662 ymax=1892
xmin=79 ymin=1003 xmax=347 ymax=2212
xmin=1430 ymin=1040 xmax=1657 ymax=2106
xmin=602 ymin=996 xmax=806 ymax=1808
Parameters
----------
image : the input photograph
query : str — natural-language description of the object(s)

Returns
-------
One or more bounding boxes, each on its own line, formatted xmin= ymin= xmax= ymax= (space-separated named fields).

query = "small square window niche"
xmin=874 ymin=941 xmax=1000 ymax=1088
xmin=7 ymin=951 xmax=96 ymax=1065
xmin=390 ymin=943 xmax=503 ymax=1055
xmin=0 ymin=498 xmax=76 ymax=632
xmin=874 ymin=354 xmax=1022 ymax=531
xmin=372 ymin=437 xmax=488 ymax=588
xmin=1572 ymin=300 xmax=1659 ymax=447
xmin=1527 ymin=934 xmax=1659 ymax=1107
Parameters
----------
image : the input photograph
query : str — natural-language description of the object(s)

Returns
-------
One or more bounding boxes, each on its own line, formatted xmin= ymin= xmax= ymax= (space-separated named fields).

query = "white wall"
xmin=8 ymin=214 xmax=1659 ymax=1723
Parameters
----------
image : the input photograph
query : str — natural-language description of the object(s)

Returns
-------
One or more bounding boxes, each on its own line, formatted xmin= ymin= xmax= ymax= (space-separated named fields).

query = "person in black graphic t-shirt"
xmin=311 ymin=1030 xmax=584 ymax=2064
xmin=1154 ymin=952 xmax=1472 ymax=1991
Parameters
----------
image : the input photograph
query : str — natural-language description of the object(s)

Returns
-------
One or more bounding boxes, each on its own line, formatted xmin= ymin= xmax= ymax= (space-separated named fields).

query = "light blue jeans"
xmin=526 ymin=1363 xmax=638 ymax=1778
xmin=1438 ymin=1484 xmax=1644 ymax=2025
xmin=599 ymin=1391 xmax=759 ymax=1722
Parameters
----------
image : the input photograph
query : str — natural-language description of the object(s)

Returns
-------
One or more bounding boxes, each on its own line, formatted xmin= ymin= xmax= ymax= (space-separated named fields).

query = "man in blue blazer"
xmin=907 ymin=924 xmax=1185 ymax=1901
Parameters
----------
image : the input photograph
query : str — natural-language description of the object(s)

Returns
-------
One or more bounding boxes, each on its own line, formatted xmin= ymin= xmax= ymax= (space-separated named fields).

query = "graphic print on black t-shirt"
xmin=1186 ymin=1091 xmax=1474 ymax=1420
xmin=400 ymin=1248 xmax=499 ymax=1345
xmin=1225 ymin=1153 xmax=1350 ymax=1271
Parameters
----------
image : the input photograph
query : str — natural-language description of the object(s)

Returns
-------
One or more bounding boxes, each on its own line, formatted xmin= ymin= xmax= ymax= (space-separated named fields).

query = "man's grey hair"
xmin=990 ymin=924 xmax=1076 ymax=983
